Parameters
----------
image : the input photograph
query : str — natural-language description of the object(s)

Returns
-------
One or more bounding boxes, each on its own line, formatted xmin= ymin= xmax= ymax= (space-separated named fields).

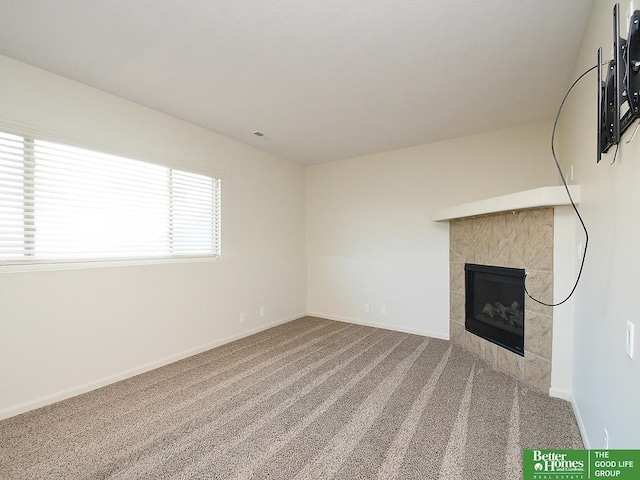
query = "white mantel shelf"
xmin=432 ymin=185 xmax=580 ymax=222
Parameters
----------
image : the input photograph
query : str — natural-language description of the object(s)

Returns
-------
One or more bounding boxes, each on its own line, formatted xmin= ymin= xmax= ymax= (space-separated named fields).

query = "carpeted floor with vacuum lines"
xmin=0 ymin=316 xmax=583 ymax=479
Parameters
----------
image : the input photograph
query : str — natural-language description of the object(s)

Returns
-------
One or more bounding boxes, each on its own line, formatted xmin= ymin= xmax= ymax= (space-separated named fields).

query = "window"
xmin=0 ymin=129 xmax=221 ymax=266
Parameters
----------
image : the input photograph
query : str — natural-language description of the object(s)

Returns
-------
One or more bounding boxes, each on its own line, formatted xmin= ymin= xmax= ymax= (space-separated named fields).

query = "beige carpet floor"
xmin=0 ymin=316 xmax=583 ymax=479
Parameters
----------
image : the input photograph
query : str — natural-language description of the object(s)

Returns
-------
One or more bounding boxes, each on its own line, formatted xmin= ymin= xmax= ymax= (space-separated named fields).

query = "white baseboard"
xmin=569 ymin=395 xmax=591 ymax=449
xmin=0 ymin=312 xmax=305 ymax=421
xmin=548 ymin=387 xmax=572 ymax=402
xmin=307 ymin=311 xmax=449 ymax=340
xmin=549 ymin=388 xmax=591 ymax=449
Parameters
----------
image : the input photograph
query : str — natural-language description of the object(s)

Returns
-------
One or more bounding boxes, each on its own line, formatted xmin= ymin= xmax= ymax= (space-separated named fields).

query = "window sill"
xmin=0 ymin=255 xmax=219 ymax=273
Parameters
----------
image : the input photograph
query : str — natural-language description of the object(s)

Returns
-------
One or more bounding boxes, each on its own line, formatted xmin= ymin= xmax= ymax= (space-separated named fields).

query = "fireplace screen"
xmin=464 ymin=263 xmax=525 ymax=356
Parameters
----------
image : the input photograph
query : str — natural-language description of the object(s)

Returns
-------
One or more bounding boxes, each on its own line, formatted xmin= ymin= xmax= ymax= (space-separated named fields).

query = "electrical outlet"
xmin=604 ymin=428 xmax=609 ymax=449
xmin=364 ymin=303 xmax=370 ymax=313
xmin=381 ymin=306 xmax=386 ymax=315
xmin=570 ymin=165 xmax=574 ymax=182
xmin=240 ymin=312 xmax=246 ymax=323
xmin=260 ymin=307 xmax=265 ymax=317
xmin=626 ymin=321 xmax=635 ymax=358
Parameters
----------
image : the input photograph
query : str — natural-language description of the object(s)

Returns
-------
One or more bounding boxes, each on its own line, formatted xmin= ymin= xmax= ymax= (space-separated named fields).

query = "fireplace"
xmin=446 ymin=208 xmax=555 ymax=394
xmin=465 ymin=263 xmax=526 ymax=356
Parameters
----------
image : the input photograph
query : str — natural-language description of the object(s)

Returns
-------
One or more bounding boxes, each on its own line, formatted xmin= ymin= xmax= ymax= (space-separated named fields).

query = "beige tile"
xmin=450 ymin=291 xmax=465 ymax=323
xmin=472 ymin=216 xmax=515 ymax=266
xmin=452 ymin=219 xmax=476 ymax=264
xmin=511 ymin=209 xmax=554 ymax=271
xmin=465 ymin=246 xmax=481 ymax=265
xmin=528 ymin=208 xmax=554 ymax=230
xmin=487 ymin=211 xmax=508 ymax=230
xmin=502 ymin=210 xmax=520 ymax=234
xmin=496 ymin=347 xmax=524 ymax=380
xmin=467 ymin=216 xmax=488 ymax=244
xmin=471 ymin=228 xmax=493 ymax=266
xmin=451 ymin=218 xmax=469 ymax=240
xmin=450 ymin=262 xmax=465 ymax=293
xmin=524 ymin=270 xmax=553 ymax=317
xmin=525 ymin=353 xmax=551 ymax=394
xmin=489 ymin=212 xmax=524 ymax=269
xmin=524 ymin=230 xmax=553 ymax=271
xmin=502 ymin=240 xmax=526 ymax=269
xmin=464 ymin=331 xmax=484 ymax=359
xmin=450 ymin=243 xmax=464 ymax=264
xmin=456 ymin=218 xmax=484 ymax=263
xmin=497 ymin=245 xmax=524 ymax=269
xmin=525 ymin=311 xmax=553 ymax=360
xmin=484 ymin=341 xmax=497 ymax=367
xmin=449 ymin=220 xmax=465 ymax=244
xmin=489 ymin=213 xmax=516 ymax=249
xmin=450 ymin=320 xmax=464 ymax=347
xmin=470 ymin=215 xmax=489 ymax=240
xmin=488 ymin=242 xmax=510 ymax=269
xmin=450 ymin=221 xmax=471 ymax=264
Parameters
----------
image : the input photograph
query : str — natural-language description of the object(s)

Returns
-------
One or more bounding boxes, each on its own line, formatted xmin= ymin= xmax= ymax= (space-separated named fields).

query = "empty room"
xmin=1 ymin=1 xmax=639 ymax=479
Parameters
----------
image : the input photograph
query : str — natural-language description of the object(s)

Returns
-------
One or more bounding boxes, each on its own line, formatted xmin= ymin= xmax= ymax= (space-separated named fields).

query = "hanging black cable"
xmin=524 ymin=64 xmax=597 ymax=307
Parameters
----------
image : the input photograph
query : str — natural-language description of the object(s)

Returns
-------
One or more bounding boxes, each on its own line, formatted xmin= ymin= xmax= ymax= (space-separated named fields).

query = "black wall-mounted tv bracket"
xmin=625 ymin=10 xmax=640 ymax=141
xmin=598 ymin=5 xmax=637 ymax=160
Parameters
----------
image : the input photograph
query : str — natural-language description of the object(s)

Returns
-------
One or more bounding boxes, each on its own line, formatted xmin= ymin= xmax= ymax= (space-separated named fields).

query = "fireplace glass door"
xmin=464 ymin=263 xmax=525 ymax=356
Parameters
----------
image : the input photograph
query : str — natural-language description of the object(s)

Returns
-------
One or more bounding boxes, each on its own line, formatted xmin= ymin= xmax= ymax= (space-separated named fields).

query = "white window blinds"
xmin=0 ymin=130 xmax=221 ymax=265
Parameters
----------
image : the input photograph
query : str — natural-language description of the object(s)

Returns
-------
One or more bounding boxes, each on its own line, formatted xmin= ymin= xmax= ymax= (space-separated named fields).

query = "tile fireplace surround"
xmin=450 ymin=208 xmax=554 ymax=393
xmin=434 ymin=186 xmax=580 ymax=395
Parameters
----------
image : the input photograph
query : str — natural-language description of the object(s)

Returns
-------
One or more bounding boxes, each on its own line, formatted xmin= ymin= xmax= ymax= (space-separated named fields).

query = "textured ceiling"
xmin=0 ymin=1 xmax=594 ymax=165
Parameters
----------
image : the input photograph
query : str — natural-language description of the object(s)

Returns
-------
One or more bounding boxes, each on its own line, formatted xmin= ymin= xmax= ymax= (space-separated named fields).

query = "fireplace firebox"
xmin=465 ymin=263 xmax=525 ymax=356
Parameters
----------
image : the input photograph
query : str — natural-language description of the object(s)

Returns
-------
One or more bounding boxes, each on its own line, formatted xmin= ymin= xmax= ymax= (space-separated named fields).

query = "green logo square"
xmin=523 ymin=450 xmax=588 ymax=479
xmin=523 ymin=450 xmax=640 ymax=480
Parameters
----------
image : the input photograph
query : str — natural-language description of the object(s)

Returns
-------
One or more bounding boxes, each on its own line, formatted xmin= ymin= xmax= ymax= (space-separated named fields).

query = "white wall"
xmin=306 ymin=122 xmax=560 ymax=337
xmin=556 ymin=0 xmax=640 ymax=448
xmin=0 ymin=56 xmax=307 ymax=418
xmin=551 ymin=206 xmax=579 ymax=399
